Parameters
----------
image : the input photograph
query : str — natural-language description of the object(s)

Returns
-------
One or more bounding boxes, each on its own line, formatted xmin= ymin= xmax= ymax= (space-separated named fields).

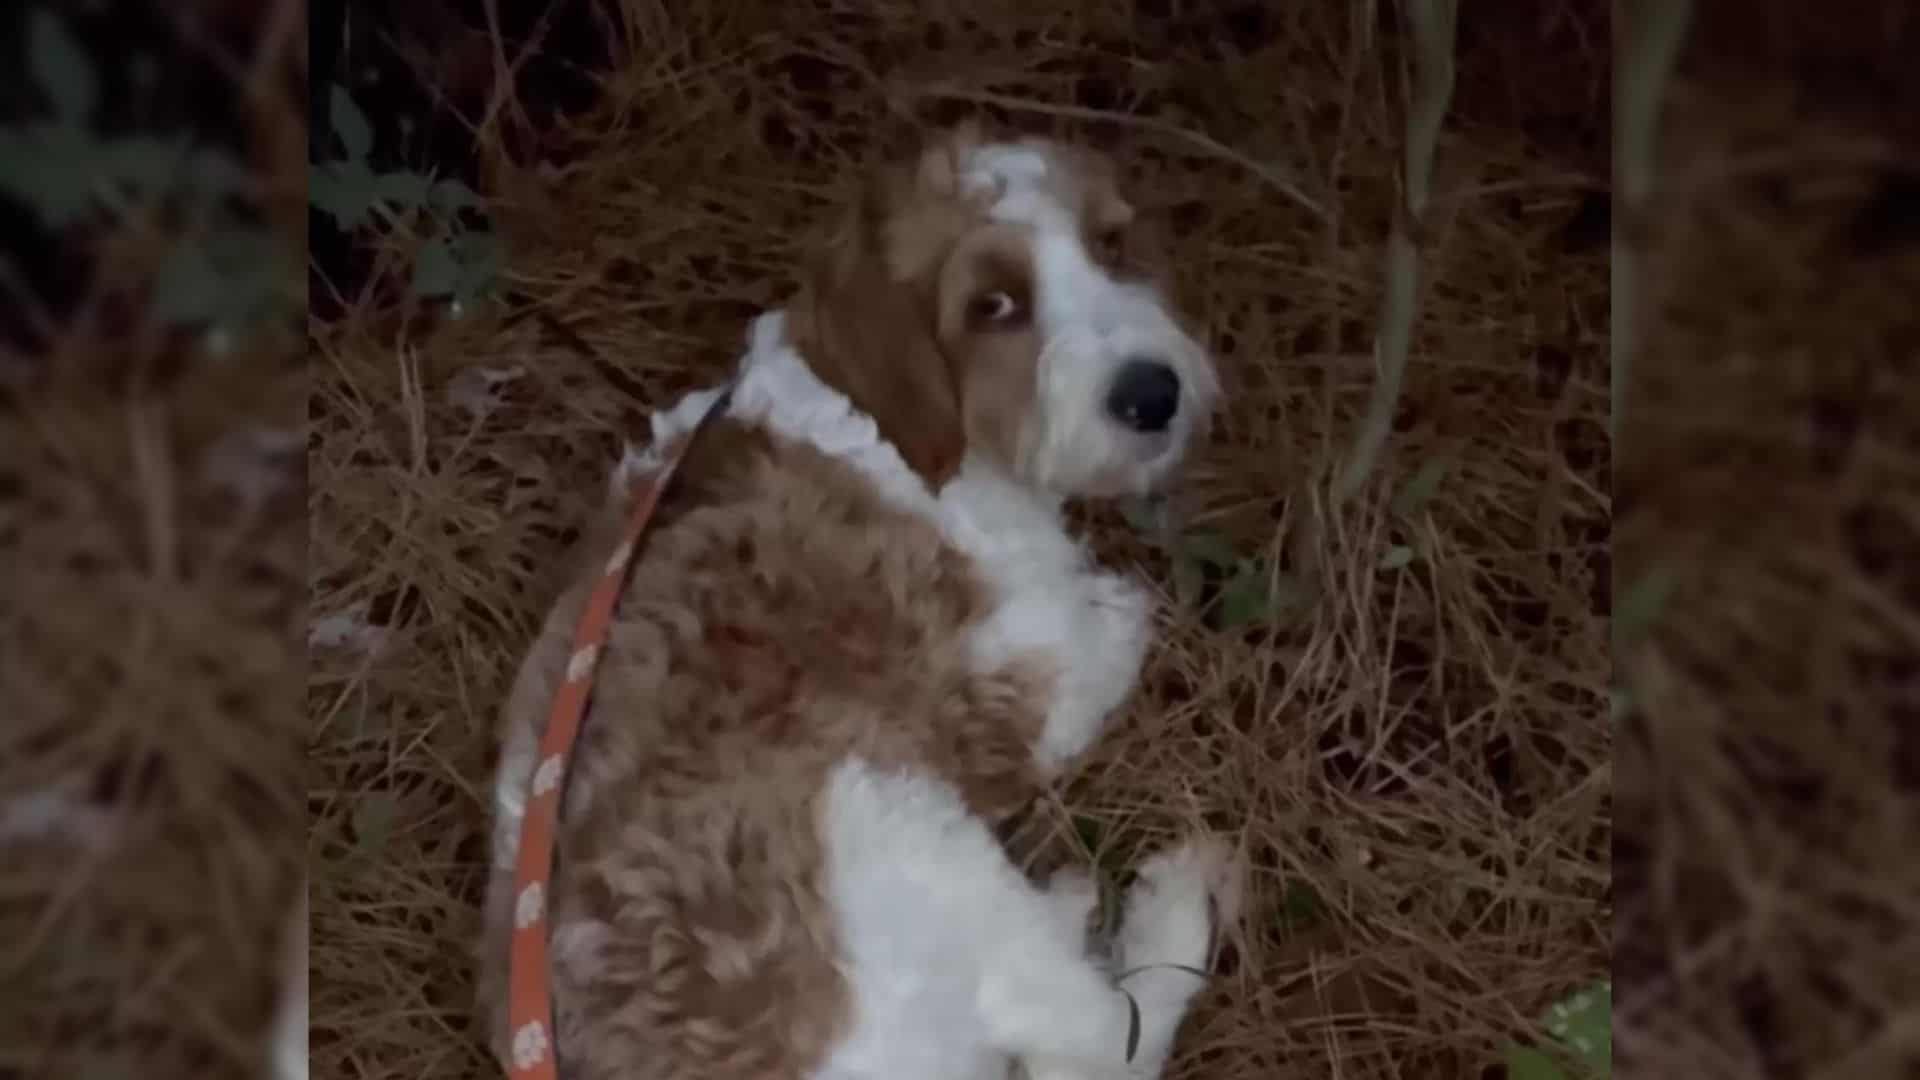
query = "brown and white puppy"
xmin=479 ymin=126 xmax=1229 ymax=1080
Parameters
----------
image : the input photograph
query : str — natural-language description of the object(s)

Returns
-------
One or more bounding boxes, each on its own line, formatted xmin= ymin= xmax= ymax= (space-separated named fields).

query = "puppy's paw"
xmin=1117 ymin=835 xmax=1240 ymax=982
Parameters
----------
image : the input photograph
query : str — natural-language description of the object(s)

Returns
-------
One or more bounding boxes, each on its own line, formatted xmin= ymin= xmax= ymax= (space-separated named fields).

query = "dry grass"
xmin=1615 ymin=2 xmax=1920 ymax=1075
xmin=309 ymin=3 xmax=1609 ymax=1078
xmin=0 ymin=3 xmax=307 ymax=1078
xmin=0 ymin=352 xmax=304 ymax=1078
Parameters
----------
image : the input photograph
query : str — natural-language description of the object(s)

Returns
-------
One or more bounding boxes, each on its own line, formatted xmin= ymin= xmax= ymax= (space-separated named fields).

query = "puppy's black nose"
xmin=1105 ymin=359 xmax=1182 ymax=433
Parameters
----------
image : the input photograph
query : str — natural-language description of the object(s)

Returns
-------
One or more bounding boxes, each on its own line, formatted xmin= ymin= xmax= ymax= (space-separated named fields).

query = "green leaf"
xmin=1120 ymin=496 xmax=1163 ymax=535
xmin=92 ymin=137 xmax=244 ymax=201
xmin=330 ymin=84 xmax=372 ymax=162
xmin=1543 ymin=981 xmax=1611 ymax=1076
xmin=211 ymin=228 xmax=297 ymax=327
xmin=149 ymin=226 xmax=293 ymax=328
xmin=430 ymin=177 xmax=483 ymax=214
xmin=1215 ymin=564 xmax=1271 ymax=629
xmin=1177 ymin=530 xmax=1241 ymax=570
xmin=1277 ymin=881 xmax=1322 ymax=929
xmin=150 ymin=245 xmax=227 ymax=324
xmin=1392 ymin=457 xmax=1450 ymax=519
xmin=1504 ymin=1044 xmax=1569 ymax=1080
xmin=29 ymin=10 xmax=98 ymax=126
xmin=412 ymin=234 xmax=460 ymax=297
xmin=1213 ymin=563 xmax=1312 ymax=631
xmin=1379 ymin=545 xmax=1415 ymax=570
xmin=452 ymin=228 xmax=504 ymax=303
xmin=1615 ymin=566 xmax=1676 ymax=645
xmin=100 ymin=135 xmax=190 ymax=193
xmin=309 ymin=159 xmax=378 ymax=229
xmin=0 ymin=125 xmax=99 ymax=226
xmin=375 ymin=169 xmax=434 ymax=208
xmin=186 ymin=147 xmax=250 ymax=195
xmin=202 ymin=223 xmax=281 ymax=273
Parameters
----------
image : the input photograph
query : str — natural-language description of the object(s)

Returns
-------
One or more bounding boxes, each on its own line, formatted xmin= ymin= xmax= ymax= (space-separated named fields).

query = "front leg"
xmin=977 ymin=935 xmax=1139 ymax=1071
xmin=1110 ymin=836 xmax=1237 ymax=1076
xmin=976 ymin=859 xmax=1134 ymax=1069
xmin=1014 ymin=836 xmax=1238 ymax=1080
xmin=1031 ymin=570 xmax=1153 ymax=774
xmin=993 ymin=838 xmax=1235 ymax=1079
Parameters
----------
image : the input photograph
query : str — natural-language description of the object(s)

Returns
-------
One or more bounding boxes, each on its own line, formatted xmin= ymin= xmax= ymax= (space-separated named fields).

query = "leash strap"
xmin=502 ymin=385 xmax=734 ymax=1080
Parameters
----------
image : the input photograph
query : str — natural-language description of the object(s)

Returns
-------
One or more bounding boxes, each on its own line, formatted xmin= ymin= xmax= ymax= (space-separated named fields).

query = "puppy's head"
xmin=788 ymin=125 xmax=1219 ymax=498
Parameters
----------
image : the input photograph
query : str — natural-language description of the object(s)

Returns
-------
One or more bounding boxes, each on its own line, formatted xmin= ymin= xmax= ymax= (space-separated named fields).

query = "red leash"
xmin=502 ymin=387 xmax=732 ymax=1080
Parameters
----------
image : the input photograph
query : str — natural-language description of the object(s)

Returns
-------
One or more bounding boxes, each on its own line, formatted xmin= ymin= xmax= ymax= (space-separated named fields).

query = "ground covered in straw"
xmin=0 ymin=5 xmax=305 ymax=1079
xmin=310 ymin=4 xmax=1609 ymax=1077
xmin=1615 ymin=3 xmax=1920 ymax=1075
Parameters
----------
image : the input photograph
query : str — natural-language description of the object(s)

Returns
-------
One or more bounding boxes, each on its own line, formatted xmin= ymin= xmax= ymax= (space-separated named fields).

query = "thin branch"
xmin=476 ymin=0 xmax=542 ymax=152
xmin=1334 ymin=0 xmax=1458 ymax=505
xmin=1612 ymin=0 xmax=1692 ymax=442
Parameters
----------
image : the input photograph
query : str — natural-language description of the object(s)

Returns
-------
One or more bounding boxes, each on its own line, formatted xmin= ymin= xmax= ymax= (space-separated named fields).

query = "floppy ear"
xmin=787 ymin=138 xmax=976 ymax=489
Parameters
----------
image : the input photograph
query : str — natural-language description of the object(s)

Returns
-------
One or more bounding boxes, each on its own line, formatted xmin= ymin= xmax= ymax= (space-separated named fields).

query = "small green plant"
xmin=1613 ymin=566 xmax=1675 ymax=648
xmin=1505 ymin=981 xmax=1611 ymax=1079
xmin=1391 ymin=457 xmax=1449 ymax=520
xmin=1276 ymin=880 xmax=1324 ymax=931
xmin=1374 ymin=455 xmax=1453 ymax=572
xmin=0 ymin=8 xmax=294 ymax=337
xmin=1122 ymin=499 xmax=1306 ymax=631
xmin=309 ymin=84 xmax=501 ymax=312
xmin=1612 ymin=565 xmax=1676 ymax=728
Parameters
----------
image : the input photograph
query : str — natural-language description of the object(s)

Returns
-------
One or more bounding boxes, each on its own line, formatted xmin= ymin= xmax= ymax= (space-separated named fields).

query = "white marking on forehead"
xmin=965 ymin=143 xmax=1076 ymax=232
xmin=966 ymin=144 xmax=1050 ymax=187
xmin=1032 ymin=228 xmax=1119 ymax=334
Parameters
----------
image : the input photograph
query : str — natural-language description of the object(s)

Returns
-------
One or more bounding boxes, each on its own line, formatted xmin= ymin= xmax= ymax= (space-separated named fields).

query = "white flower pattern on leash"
xmin=511 ymin=1021 xmax=550 ymax=1071
xmin=604 ymin=539 xmax=634 ymax=577
xmin=531 ymin=754 xmax=563 ymax=798
xmin=515 ymin=882 xmax=545 ymax=929
xmin=566 ymin=644 xmax=599 ymax=683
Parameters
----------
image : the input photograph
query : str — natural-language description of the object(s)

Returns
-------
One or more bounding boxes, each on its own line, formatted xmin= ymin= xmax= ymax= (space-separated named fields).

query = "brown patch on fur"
xmin=786 ymin=131 xmax=986 ymax=488
xmin=477 ymin=420 xmax=1055 ymax=1079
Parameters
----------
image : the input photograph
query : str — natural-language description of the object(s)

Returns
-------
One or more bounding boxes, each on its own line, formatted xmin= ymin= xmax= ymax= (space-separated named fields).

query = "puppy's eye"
xmin=1094 ymin=227 xmax=1127 ymax=266
xmin=968 ymin=290 xmax=1022 ymax=326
